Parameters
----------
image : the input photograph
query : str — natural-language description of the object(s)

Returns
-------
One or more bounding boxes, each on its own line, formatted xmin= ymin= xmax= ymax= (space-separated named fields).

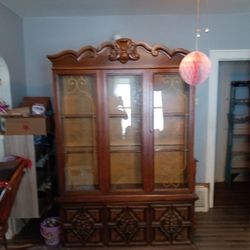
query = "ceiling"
xmin=0 ymin=0 xmax=250 ymax=17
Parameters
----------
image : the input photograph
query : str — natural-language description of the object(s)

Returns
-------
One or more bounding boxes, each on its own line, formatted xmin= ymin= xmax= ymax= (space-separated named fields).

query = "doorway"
xmin=205 ymin=50 xmax=250 ymax=208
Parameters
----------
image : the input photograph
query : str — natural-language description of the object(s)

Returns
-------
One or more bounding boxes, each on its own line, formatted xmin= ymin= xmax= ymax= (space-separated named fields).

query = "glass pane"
xmin=64 ymin=118 xmax=95 ymax=147
xmin=61 ymin=75 xmax=95 ymax=115
xmin=110 ymin=151 xmax=141 ymax=189
xmin=60 ymin=75 xmax=98 ymax=191
xmin=154 ymin=116 xmax=186 ymax=145
xmin=154 ymin=151 xmax=186 ymax=188
xmin=107 ymin=75 xmax=142 ymax=189
xmin=153 ymin=74 xmax=189 ymax=113
xmin=65 ymin=152 xmax=98 ymax=191
xmin=153 ymin=74 xmax=189 ymax=188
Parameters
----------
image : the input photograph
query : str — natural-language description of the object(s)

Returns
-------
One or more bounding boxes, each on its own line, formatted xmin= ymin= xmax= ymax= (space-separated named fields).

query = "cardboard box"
xmin=0 ymin=116 xmax=48 ymax=135
xmin=0 ymin=97 xmax=52 ymax=135
xmin=6 ymin=106 xmax=31 ymax=116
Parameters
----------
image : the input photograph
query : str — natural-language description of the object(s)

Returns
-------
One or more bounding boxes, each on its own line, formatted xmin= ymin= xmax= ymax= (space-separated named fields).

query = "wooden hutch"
xmin=48 ymin=38 xmax=197 ymax=247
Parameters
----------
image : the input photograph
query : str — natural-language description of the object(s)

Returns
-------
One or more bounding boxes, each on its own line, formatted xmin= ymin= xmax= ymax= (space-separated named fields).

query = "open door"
xmin=206 ymin=50 xmax=250 ymax=208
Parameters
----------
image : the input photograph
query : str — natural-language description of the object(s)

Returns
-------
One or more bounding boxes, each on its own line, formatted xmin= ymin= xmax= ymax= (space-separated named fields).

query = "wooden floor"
xmin=1 ymin=182 xmax=250 ymax=250
xmin=194 ymin=181 xmax=250 ymax=250
xmin=195 ymin=206 xmax=250 ymax=250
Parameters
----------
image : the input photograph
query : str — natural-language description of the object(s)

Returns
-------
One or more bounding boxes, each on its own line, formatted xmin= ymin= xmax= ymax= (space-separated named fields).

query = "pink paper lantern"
xmin=179 ymin=51 xmax=212 ymax=86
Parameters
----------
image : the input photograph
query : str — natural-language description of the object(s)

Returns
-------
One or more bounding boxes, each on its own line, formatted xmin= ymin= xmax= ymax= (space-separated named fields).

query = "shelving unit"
xmin=225 ymin=81 xmax=250 ymax=185
xmin=34 ymin=134 xmax=56 ymax=215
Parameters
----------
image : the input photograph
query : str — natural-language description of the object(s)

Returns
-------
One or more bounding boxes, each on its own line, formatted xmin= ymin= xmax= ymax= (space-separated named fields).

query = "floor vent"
xmin=195 ymin=184 xmax=209 ymax=212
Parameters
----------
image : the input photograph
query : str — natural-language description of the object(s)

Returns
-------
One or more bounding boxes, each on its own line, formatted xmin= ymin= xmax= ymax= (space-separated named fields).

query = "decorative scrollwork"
xmin=109 ymin=38 xmax=140 ymax=64
xmin=48 ymin=38 xmax=189 ymax=65
xmin=64 ymin=76 xmax=92 ymax=96
xmin=115 ymin=208 xmax=139 ymax=241
xmin=159 ymin=207 xmax=183 ymax=236
xmin=71 ymin=210 xmax=95 ymax=241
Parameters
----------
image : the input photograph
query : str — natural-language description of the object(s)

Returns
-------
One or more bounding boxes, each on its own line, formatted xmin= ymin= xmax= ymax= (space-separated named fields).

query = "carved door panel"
xmin=62 ymin=205 xmax=104 ymax=246
xmin=107 ymin=205 xmax=147 ymax=245
xmin=151 ymin=204 xmax=192 ymax=244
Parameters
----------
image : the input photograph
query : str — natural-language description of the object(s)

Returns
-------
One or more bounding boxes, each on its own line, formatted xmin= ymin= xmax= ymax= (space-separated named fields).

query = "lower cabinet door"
xmin=61 ymin=202 xmax=194 ymax=247
xmin=62 ymin=205 xmax=105 ymax=247
xmin=151 ymin=204 xmax=193 ymax=244
xmin=107 ymin=205 xmax=148 ymax=246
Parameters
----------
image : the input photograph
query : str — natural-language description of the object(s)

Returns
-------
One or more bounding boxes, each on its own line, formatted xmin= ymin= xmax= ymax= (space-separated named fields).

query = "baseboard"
xmin=195 ymin=184 xmax=209 ymax=212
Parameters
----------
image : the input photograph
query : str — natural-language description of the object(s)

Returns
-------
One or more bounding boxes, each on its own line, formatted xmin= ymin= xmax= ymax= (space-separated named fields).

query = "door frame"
xmin=205 ymin=49 xmax=250 ymax=208
xmin=0 ymin=56 xmax=11 ymax=159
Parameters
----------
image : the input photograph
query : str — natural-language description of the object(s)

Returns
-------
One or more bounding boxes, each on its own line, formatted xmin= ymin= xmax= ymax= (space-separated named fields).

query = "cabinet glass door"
xmin=60 ymin=75 xmax=98 ymax=191
xmin=107 ymin=74 xmax=142 ymax=189
xmin=153 ymin=73 xmax=189 ymax=189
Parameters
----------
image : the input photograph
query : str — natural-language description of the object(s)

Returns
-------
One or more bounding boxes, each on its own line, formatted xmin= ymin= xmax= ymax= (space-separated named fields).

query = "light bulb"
xmin=112 ymin=33 xmax=121 ymax=41
xmin=196 ymin=28 xmax=201 ymax=38
xmin=205 ymin=27 xmax=210 ymax=33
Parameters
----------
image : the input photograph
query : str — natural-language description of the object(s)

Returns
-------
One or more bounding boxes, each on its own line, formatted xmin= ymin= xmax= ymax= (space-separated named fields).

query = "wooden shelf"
xmin=229 ymin=115 xmax=250 ymax=123
xmin=233 ymin=99 xmax=250 ymax=105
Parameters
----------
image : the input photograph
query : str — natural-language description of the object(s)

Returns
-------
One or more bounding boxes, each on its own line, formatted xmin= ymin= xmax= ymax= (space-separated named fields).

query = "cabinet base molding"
xmin=61 ymin=201 xmax=195 ymax=247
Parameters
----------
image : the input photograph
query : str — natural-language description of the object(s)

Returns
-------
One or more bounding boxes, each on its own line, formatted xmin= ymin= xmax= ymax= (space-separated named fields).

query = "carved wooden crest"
xmin=48 ymin=38 xmax=189 ymax=66
xmin=109 ymin=38 xmax=140 ymax=64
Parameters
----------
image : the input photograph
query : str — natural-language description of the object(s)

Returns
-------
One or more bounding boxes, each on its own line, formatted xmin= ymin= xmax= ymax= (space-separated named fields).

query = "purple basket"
xmin=40 ymin=217 xmax=60 ymax=246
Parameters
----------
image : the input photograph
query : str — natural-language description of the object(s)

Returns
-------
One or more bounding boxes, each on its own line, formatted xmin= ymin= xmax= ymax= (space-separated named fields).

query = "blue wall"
xmin=22 ymin=15 xmax=196 ymax=97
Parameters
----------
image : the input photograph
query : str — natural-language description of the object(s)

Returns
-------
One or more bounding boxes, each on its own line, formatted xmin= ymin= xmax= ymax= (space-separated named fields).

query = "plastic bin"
xmin=40 ymin=217 xmax=60 ymax=246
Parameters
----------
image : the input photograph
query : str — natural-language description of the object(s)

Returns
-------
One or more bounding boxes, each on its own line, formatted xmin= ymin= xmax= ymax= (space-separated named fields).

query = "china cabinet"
xmin=48 ymin=38 xmax=197 ymax=247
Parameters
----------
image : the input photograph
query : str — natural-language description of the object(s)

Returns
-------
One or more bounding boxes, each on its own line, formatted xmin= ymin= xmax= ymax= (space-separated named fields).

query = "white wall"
xmin=0 ymin=56 xmax=11 ymax=160
xmin=0 ymin=3 xmax=26 ymax=107
xmin=17 ymin=12 xmax=250 ymax=182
